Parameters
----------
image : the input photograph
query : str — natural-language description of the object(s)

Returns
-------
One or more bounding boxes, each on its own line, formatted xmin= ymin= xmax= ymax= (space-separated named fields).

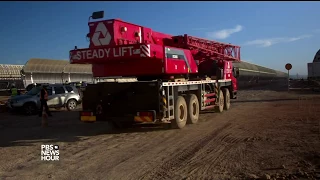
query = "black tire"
xmin=186 ymin=94 xmax=199 ymax=124
xmin=23 ymin=103 xmax=37 ymax=115
xmin=222 ymin=88 xmax=231 ymax=110
xmin=171 ymin=96 xmax=188 ymax=129
xmin=66 ymin=99 xmax=77 ymax=111
xmin=215 ymin=89 xmax=224 ymax=113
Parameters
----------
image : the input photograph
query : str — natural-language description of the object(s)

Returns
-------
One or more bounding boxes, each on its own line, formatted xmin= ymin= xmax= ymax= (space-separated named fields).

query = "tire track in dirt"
xmin=55 ymin=130 xmax=179 ymax=180
xmin=175 ymin=123 xmax=249 ymax=180
xmin=4 ymin=126 xmax=209 ymax=180
xmin=190 ymin=136 xmax=244 ymax=179
xmin=139 ymin=105 xmax=250 ymax=179
xmin=141 ymin=122 xmax=232 ymax=180
xmin=2 ymin=130 xmax=171 ymax=179
xmin=178 ymin=101 xmax=288 ymax=179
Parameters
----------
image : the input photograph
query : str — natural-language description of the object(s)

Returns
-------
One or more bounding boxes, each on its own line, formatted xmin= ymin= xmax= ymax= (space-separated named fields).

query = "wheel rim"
xmin=192 ymin=102 xmax=197 ymax=116
xmin=179 ymin=105 xmax=185 ymax=121
xmin=226 ymin=93 xmax=230 ymax=107
xmin=68 ymin=101 xmax=76 ymax=109
xmin=220 ymin=94 xmax=224 ymax=107
xmin=25 ymin=106 xmax=34 ymax=114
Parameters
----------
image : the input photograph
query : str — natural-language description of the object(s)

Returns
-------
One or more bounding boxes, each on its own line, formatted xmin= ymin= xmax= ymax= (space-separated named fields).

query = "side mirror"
xmin=92 ymin=11 xmax=104 ymax=19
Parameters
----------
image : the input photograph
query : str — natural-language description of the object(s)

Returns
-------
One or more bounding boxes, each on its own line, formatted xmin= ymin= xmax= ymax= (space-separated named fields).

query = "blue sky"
xmin=0 ymin=2 xmax=319 ymax=75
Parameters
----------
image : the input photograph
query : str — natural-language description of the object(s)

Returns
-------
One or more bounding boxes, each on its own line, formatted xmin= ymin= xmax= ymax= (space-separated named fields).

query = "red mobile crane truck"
xmin=69 ymin=11 xmax=241 ymax=129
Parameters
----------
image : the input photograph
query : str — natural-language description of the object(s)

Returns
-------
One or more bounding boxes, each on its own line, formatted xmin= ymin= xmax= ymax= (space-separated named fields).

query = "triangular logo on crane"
xmin=92 ymin=22 xmax=112 ymax=46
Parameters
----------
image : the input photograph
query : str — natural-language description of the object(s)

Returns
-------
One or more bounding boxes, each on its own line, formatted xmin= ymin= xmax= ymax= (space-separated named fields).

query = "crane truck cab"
xmin=70 ymin=11 xmax=241 ymax=129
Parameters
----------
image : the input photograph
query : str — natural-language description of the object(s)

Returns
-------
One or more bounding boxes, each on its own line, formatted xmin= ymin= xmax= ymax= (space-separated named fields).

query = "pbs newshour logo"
xmin=41 ymin=144 xmax=59 ymax=161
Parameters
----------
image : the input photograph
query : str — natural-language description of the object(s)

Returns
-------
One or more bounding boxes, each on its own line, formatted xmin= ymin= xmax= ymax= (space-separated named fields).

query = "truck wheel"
xmin=66 ymin=99 xmax=77 ymax=111
xmin=172 ymin=96 xmax=187 ymax=129
xmin=215 ymin=89 xmax=224 ymax=113
xmin=222 ymin=88 xmax=231 ymax=110
xmin=186 ymin=94 xmax=199 ymax=124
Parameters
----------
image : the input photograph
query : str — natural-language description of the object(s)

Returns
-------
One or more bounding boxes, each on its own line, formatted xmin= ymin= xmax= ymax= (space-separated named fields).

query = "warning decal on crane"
xmin=140 ymin=44 xmax=150 ymax=57
xmin=224 ymin=61 xmax=233 ymax=79
xmin=92 ymin=22 xmax=112 ymax=46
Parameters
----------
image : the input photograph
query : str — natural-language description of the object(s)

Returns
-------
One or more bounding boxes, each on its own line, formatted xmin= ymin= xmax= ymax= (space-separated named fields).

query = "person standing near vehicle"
xmin=76 ymin=81 xmax=82 ymax=88
xmin=39 ymin=86 xmax=52 ymax=117
xmin=10 ymin=84 xmax=18 ymax=97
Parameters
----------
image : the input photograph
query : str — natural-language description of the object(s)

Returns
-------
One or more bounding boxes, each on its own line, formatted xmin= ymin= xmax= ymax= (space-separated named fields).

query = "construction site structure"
xmin=308 ymin=49 xmax=320 ymax=80
xmin=21 ymin=59 xmax=94 ymax=86
xmin=70 ymin=11 xmax=286 ymax=129
xmin=0 ymin=59 xmax=95 ymax=95
xmin=306 ymin=49 xmax=320 ymax=91
xmin=0 ymin=64 xmax=24 ymax=91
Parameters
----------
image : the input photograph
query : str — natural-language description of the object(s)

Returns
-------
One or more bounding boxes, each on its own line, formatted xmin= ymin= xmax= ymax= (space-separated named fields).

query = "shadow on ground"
xmin=0 ymin=111 xmax=168 ymax=148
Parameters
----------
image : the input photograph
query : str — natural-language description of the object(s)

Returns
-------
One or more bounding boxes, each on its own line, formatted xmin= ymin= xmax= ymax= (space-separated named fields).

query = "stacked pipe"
xmin=232 ymin=61 xmax=287 ymax=89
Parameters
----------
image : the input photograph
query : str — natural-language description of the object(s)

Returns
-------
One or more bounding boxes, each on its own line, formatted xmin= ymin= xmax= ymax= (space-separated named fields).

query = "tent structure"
xmin=0 ymin=64 xmax=24 ymax=90
xmin=21 ymin=58 xmax=93 ymax=86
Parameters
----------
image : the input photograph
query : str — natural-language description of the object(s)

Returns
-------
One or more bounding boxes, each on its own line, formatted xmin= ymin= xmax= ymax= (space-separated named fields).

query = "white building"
xmin=308 ymin=49 xmax=320 ymax=80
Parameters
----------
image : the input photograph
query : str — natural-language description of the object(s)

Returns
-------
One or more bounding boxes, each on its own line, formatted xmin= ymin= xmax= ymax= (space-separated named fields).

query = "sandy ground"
xmin=0 ymin=82 xmax=319 ymax=180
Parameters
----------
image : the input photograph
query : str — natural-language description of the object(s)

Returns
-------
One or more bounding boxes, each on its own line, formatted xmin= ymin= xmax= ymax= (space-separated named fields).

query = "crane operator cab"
xmin=197 ymin=60 xmax=239 ymax=80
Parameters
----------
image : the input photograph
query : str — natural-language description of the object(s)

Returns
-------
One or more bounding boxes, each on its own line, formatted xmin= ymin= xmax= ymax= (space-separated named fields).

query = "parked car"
xmin=65 ymin=81 xmax=90 ymax=97
xmin=66 ymin=81 xmax=88 ymax=91
xmin=7 ymin=84 xmax=82 ymax=115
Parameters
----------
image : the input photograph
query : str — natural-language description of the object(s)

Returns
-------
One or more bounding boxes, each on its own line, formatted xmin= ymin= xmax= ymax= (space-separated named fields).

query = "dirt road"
xmin=0 ymin=83 xmax=319 ymax=180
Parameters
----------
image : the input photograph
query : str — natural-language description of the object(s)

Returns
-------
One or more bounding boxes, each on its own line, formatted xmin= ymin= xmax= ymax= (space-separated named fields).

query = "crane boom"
xmin=171 ymin=35 xmax=240 ymax=62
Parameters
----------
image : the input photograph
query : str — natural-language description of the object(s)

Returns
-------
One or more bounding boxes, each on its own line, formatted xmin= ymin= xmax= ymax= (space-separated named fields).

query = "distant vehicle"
xmin=67 ymin=81 xmax=88 ymax=87
xmin=7 ymin=84 xmax=82 ymax=115
xmin=66 ymin=81 xmax=89 ymax=93
xmin=25 ymin=83 xmax=49 ymax=92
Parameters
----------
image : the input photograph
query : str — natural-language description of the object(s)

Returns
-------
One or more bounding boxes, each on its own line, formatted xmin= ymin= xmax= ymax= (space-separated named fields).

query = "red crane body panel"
xmin=69 ymin=18 xmax=241 ymax=78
